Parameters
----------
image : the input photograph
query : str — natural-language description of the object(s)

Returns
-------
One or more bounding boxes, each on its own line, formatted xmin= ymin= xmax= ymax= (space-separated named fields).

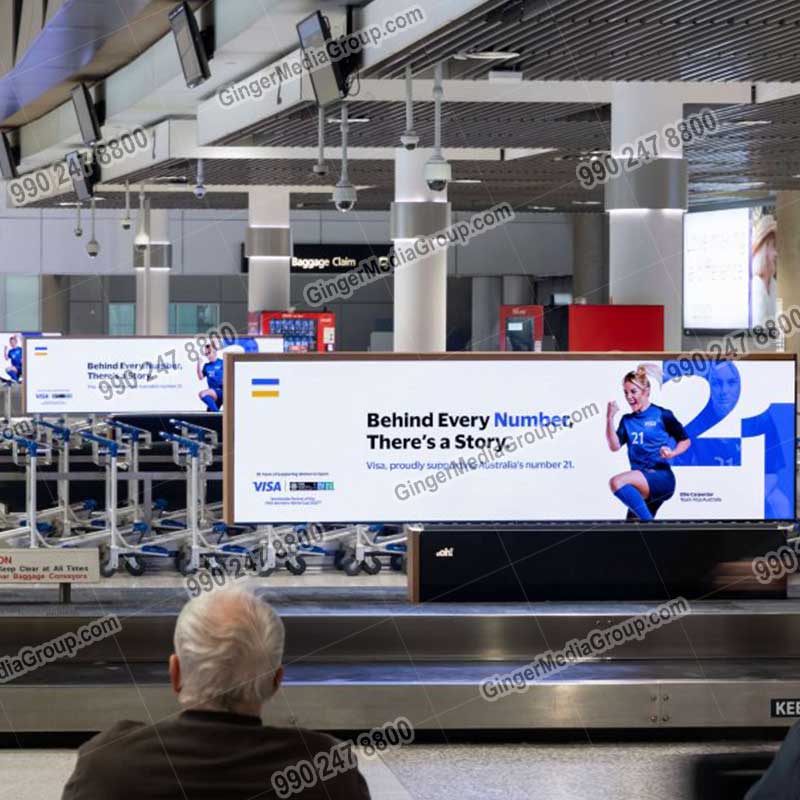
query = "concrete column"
xmin=391 ymin=148 xmax=451 ymax=352
xmin=607 ymin=84 xmax=688 ymax=350
xmin=471 ymin=276 xmax=502 ymax=351
xmin=573 ymin=214 xmax=608 ymax=304
xmin=135 ymin=207 xmax=171 ymax=335
xmin=247 ymin=187 xmax=291 ymax=313
xmin=777 ymin=192 xmax=800 ymax=358
xmin=502 ymin=275 xmax=533 ymax=306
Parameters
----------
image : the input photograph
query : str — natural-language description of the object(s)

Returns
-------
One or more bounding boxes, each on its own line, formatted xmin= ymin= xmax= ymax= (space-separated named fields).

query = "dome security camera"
xmin=332 ymin=182 xmax=357 ymax=213
xmin=121 ymin=215 xmax=132 ymax=231
xmin=400 ymin=131 xmax=419 ymax=151
xmin=193 ymin=182 xmax=207 ymax=200
xmin=87 ymin=239 xmax=100 ymax=258
xmin=312 ymin=161 xmax=329 ymax=177
xmin=74 ymin=224 xmax=83 ymax=238
xmin=425 ymin=155 xmax=451 ymax=192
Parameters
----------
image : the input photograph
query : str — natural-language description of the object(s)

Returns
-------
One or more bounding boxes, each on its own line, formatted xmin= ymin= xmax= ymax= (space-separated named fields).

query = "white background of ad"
xmin=24 ymin=336 xmax=283 ymax=414
xmin=230 ymin=357 xmax=795 ymax=524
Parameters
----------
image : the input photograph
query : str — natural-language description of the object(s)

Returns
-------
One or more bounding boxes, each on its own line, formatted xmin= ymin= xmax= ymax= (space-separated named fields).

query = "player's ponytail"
xmin=623 ymin=362 xmax=662 ymax=390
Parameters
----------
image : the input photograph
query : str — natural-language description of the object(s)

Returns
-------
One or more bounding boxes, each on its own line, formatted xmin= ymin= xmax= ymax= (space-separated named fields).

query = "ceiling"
xmin=20 ymin=0 xmax=800 ymax=212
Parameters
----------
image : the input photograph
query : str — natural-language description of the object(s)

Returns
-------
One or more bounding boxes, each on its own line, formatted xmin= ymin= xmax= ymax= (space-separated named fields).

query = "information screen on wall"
xmin=684 ymin=205 xmax=778 ymax=332
xmin=225 ymin=354 xmax=795 ymax=524
xmin=24 ymin=335 xmax=282 ymax=414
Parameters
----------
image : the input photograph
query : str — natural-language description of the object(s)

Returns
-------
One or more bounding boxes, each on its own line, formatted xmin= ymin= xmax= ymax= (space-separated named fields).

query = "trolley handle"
xmin=35 ymin=420 xmax=72 ymax=442
xmin=169 ymin=418 xmax=218 ymax=444
xmin=11 ymin=436 xmax=43 ymax=456
xmin=79 ymin=431 xmax=121 ymax=457
xmin=105 ymin=418 xmax=152 ymax=445
xmin=159 ymin=431 xmax=202 ymax=458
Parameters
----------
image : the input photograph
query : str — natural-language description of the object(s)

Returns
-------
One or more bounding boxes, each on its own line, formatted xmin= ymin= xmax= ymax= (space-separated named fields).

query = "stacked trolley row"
xmin=0 ymin=413 xmax=408 ymax=577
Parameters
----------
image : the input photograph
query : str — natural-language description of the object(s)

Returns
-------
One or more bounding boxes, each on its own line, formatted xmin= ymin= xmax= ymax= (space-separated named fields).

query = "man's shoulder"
xmin=77 ymin=720 xmax=151 ymax=759
xmin=265 ymin=724 xmax=344 ymax=753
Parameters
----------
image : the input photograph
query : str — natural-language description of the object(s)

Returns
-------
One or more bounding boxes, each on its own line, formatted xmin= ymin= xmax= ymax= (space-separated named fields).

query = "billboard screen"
xmin=684 ymin=205 xmax=778 ymax=332
xmin=24 ymin=335 xmax=283 ymax=414
xmin=225 ymin=354 xmax=795 ymax=524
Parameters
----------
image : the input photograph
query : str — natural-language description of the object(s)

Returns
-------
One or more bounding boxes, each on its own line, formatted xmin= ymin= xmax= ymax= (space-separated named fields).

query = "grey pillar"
xmin=502 ymin=275 xmax=534 ymax=306
xmin=573 ymin=214 xmax=609 ymax=304
xmin=471 ymin=276 xmax=502 ymax=351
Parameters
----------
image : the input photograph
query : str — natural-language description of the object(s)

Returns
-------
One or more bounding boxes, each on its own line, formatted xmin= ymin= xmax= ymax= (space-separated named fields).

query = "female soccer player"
xmin=606 ymin=364 xmax=691 ymax=521
xmin=197 ymin=344 xmax=223 ymax=412
xmin=3 ymin=335 xmax=22 ymax=382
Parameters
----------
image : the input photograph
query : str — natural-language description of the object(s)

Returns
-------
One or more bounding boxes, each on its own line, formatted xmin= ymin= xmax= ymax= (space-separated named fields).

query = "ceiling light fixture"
xmin=454 ymin=50 xmax=520 ymax=61
xmin=326 ymin=116 xmax=370 ymax=124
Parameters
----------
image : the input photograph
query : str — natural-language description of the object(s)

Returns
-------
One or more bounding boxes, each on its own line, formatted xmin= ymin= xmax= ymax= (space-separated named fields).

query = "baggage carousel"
xmin=0 ymin=581 xmax=799 ymax=733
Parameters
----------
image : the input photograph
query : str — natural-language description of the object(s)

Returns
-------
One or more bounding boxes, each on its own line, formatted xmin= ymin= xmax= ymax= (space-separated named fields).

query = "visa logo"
xmin=253 ymin=481 xmax=282 ymax=492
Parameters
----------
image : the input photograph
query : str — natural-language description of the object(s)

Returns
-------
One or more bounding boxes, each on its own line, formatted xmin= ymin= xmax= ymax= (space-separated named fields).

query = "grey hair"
xmin=174 ymin=588 xmax=285 ymax=712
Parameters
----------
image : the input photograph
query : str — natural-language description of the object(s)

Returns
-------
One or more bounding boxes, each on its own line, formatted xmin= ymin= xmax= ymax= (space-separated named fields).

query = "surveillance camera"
xmin=121 ymin=216 xmax=132 ymax=231
xmin=425 ymin=156 xmax=451 ymax=192
xmin=74 ymin=225 xmax=83 ymax=238
xmin=400 ymin=132 xmax=419 ymax=151
xmin=86 ymin=240 xmax=100 ymax=258
xmin=333 ymin=182 xmax=357 ymax=213
xmin=134 ymin=240 xmax=148 ymax=254
xmin=194 ymin=183 xmax=207 ymax=200
xmin=312 ymin=162 xmax=329 ymax=177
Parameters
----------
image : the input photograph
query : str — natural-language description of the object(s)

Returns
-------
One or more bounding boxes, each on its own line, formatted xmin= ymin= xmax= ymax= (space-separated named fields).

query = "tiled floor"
xmin=0 ymin=739 xmax=783 ymax=800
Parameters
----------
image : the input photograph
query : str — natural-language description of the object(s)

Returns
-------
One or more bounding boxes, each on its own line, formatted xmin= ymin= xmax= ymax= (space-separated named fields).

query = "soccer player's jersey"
xmin=616 ymin=404 xmax=688 ymax=471
xmin=202 ymin=359 xmax=223 ymax=392
xmin=8 ymin=346 xmax=22 ymax=371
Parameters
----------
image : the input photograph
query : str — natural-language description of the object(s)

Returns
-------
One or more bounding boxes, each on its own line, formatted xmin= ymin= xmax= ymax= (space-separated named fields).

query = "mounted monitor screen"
xmin=684 ymin=205 xmax=778 ymax=333
xmin=168 ymin=1 xmax=210 ymax=89
xmin=65 ymin=151 xmax=95 ymax=202
xmin=296 ymin=11 xmax=346 ymax=107
xmin=0 ymin=132 xmax=17 ymax=180
xmin=70 ymin=84 xmax=102 ymax=146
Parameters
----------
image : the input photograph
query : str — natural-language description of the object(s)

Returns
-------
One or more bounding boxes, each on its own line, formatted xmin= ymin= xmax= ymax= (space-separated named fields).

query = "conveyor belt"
xmin=1 ymin=660 xmax=799 ymax=732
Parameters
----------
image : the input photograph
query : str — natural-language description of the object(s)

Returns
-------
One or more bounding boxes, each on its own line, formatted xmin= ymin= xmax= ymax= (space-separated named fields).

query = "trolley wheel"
xmin=284 ymin=556 xmax=307 ymax=576
xmin=123 ymin=555 xmax=146 ymax=577
xmin=341 ymin=556 xmax=362 ymax=577
xmin=390 ymin=554 xmax=406 ymax=572
xmin=175 ymin=547 xmax=198 ymax=577
xmin=361 ymin=555 xmax=382 ymax=575
xmin=259 ymin=566 xmax=276 ymax=577
xmin=99 ymin=558 xmax=116 ymax=578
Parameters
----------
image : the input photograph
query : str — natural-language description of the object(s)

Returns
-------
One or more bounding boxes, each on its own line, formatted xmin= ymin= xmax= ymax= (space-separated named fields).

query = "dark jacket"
xmin=745 ymin=722 xmax=800 ymax=800
xmin=61 ymin=710 xmax=371 ymax=800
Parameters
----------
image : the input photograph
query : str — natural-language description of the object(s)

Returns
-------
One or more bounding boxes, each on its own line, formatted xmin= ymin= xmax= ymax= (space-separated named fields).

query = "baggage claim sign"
xmin=224 ymin=353 xmax=796 ymax=524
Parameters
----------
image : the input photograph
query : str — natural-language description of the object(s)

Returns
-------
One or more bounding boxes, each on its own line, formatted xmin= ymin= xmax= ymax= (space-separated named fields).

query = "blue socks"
xmin=614 ymin=485 xmax=653 ymax=521
xmin=201 ymin=395 xmax=219 ymax=412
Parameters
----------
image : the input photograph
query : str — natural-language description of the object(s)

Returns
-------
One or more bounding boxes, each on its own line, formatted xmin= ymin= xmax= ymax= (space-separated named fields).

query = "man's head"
xmin=170 ymin=588 xmax=285 ymax=716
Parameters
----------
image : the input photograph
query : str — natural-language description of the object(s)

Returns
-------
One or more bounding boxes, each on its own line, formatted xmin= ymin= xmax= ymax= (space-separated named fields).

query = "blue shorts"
xmin=643 ymin=468 xmax=676 ymax=510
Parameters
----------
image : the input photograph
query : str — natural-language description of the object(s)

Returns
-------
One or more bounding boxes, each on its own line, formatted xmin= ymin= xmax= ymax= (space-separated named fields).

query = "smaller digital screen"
xmin=296 ymin=12 xmax=343 ymax=107
xmin=70 ymin=85 xmax=101 ymax=146
xmin=169 ymin=2 xmax=210 ymax=89
xmin=0 ymin=133 xmax=17 ymax=180
xmin=65 ymin=152 xmax=94 ymax=202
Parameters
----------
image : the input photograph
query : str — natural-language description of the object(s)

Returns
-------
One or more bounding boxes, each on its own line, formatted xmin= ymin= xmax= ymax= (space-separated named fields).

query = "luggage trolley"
xmin=103 ymin=419 xmax=152 ymax=522
xmin=34 ymin=418 xmax=98 ymax=536
xmin=0 ymin=434 xmax=53 ymax=547
xmin=168 ymin=419 xmax=219 ymax=526
xmin=75 ymin=430 xmax=145 ymax=577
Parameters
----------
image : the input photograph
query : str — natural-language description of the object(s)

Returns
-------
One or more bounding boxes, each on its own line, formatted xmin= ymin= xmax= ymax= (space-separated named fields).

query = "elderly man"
xmin=62 ymin=588 xmax=371 ymax=799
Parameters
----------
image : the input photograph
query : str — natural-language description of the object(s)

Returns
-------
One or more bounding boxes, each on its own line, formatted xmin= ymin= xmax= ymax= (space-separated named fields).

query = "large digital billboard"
xmin=225 ymin=354 xmax=795 ymax=524
xmin=684 ymin=205 xmax=778 ymax=332
xmin=24 ymin=335 xmax=283 ymax=414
